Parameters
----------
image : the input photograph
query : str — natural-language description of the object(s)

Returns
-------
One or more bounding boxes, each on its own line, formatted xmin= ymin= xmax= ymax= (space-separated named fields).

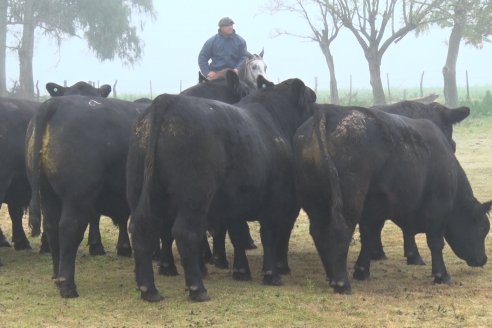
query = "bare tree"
xmin=266 ymin=0 xmax=342 ymax=104
xmin=334 ymin=0 xmax=443 ymax=105
xmin=0 ymin=0 xmax=7 ymax=96
xmin=432 ymin=0 xmax=492 ymax=107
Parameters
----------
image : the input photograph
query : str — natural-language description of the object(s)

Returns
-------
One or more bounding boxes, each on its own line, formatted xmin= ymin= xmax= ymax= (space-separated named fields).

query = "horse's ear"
xmin=246 ymin=51 xmax=253 ymax=60
xmin=257 ymin=75 xmax=274 ymax=89
xmin=259 ymin=48 xmax=264 ymax=58
xmin=46 ymin=82 xmax=65 ymax=97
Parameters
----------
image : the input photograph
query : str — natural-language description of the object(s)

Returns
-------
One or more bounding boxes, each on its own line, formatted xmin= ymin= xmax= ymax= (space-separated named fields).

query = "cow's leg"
xmin=212 ymin=223 xmax=229 ymax=269
xmin=87 ymin=216 xmax=105 ymax=256
xmin=404 ymin=232 xmax=425 ymax=265
xmin=260 ymin=219 xmax=283 ymax=286
xmin=158 ymin=221 xmax=178 ymax=276
xmin=426 ymin=232 xmax=450 ymax=284
xmin=275 ymin=215 xmax=296 ymax=275
xmin=370 ymin=220 xmax=387 ymax=260
xmin=353 ymin=220 xmax=376 ymax=280
xmin=8 ymin=202 xmax=31 ymax=250
xmin=202 ymin=234 xmax=213 ymax=265
xmin=39 ymin=231 xmax=51 ymax=254
xmin=0 ymin=188 xmax=12 ymax=247
xmin=115 ymin=216 xmax=132 ymax=257
xmin=40 ymin=186 xmax=62 ymax=280
xmin=243 ymin=222 xmax=257 ymax=250
xmin=173 ymin=209 xmax=210 ymax=302
xmin=228 ymin=220 xmax=251 ymax=281
xmin=55 ymin=203 xmax=90 ymax=298
xmin=132 ymin=211 xmax=162 ymax=302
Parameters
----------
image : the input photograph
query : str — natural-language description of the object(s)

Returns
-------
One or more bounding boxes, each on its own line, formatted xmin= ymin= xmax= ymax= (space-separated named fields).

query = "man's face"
xmin=220 ymin=24 xmax=234 ymax=36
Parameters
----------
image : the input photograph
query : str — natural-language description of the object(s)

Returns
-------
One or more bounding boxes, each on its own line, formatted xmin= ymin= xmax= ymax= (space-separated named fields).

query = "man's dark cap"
xmin=218 ymin=17 xmax=234 ymax=27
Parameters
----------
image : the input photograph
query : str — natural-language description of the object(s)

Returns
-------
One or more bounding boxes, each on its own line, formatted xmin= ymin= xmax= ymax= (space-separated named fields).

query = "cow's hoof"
xmin=407 ymin=255 xmax=426 ymax=265
xmin=276 ymin=263 xmax=291 ymax=275
xmin=14 ymin=240 xmax=32 ymax=251
xmin=213 ymin=257 xmax=229 ymax=269
xmin=141 ymin=290 xmax=164 ymax=302
xmin=232 ymin=269 xmax=252 ymax=281
xmin=433 ymin=273 xmax=451 ymax=285
xmin=0 ymin=239 xmax=11 ymax=247
xmin=188 ymin=286 xmax=210 ymax=302
xmin=353 ymin=265 xmax=370 ymax=281
xmin=55 ymin=279 xmax=79 ymax=298
xmin=159 ymin=264 xmax=178 ymax=276
xmin=117 ymin=246 xmax=132 ymax=257
xmin=262 ymin=273 xmax=283 ymax=286
xmin=370 ymin=251 xmax=387 ymax=261
xmin=330 ymin=281 xmax=352 ymax=294
xmin=89 ymin=244 xmax=106 ymax=256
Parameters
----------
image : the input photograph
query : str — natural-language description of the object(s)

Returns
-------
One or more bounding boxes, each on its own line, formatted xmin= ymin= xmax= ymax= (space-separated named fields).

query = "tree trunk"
xmin=18 ymin=0 xmax=35 ymax=99
xmin=442 ymin=16 xmax=464 ymax=108
xmin=319 ymin=43 xmax=339 ymax=104
xmin=0 ymin=0 xmax=7 ymax=97
xmin=366 ymin=50 xmax=386 ymax=105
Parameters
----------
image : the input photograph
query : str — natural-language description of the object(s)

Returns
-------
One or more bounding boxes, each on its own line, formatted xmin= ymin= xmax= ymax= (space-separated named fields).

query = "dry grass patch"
xmin=0 ymin=117 xmax=491 ymax=327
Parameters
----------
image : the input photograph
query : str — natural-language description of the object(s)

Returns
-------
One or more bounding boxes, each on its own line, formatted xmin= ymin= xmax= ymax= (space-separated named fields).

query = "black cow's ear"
xmin=445 ymin=106 xmax=470 ymax=124
xmin=225 ymin=69 xmax=239 ymax=87
xmin=198 ymin=71 xmax=207 ymax=83
xmin=46 ymin=82 xmax=65 ymax=97
xmin=257 ymin=75 xmax=274 ymax=89
xmin=99 ymin=84 xmax=112 ymax=98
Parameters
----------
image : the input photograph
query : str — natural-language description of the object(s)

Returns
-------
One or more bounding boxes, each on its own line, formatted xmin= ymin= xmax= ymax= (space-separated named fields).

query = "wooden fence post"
xmin=420 ymin=71 xmax=425 ymax=97
xmin=113 ymin=80 xmax=118 ymax=98
xmin=386 ymin=73 xmax=391 ymax=102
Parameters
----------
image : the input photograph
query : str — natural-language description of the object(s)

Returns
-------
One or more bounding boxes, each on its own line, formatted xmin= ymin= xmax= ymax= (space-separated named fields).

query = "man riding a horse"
xmin=198 ymin=17 xmax=248 ymax=80
xmin=198 ymin=17 xmax=267 ymax=87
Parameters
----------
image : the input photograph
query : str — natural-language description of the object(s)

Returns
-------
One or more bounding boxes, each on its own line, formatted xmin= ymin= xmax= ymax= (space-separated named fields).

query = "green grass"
xmin=0 ymin=114 xmax=491 ymax=327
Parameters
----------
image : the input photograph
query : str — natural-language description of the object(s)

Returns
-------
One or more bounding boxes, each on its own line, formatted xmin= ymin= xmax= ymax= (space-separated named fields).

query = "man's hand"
xmin=207 ymin=71 xmax=218 ymax=80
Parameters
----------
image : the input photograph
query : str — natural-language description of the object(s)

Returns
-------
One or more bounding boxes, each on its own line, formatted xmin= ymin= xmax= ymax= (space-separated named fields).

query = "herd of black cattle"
xmin=0 ymin=71 xmax=490 ymax=302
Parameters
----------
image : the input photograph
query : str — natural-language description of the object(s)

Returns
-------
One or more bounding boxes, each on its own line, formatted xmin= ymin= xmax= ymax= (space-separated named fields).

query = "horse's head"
xmin=240 ymin=49 xmax=267 ymax=89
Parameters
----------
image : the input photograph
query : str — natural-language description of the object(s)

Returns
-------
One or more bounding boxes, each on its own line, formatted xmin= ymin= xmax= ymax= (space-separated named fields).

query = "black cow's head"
xmin=445 ymin=200 xmax=491 ymax=267
xmin=46 ymin=81 xmax=112 ymax=97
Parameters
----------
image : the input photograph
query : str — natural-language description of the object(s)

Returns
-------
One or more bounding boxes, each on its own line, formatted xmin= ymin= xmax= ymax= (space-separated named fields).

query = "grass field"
xmin=0 ymin=117 xmax=491 ymax=328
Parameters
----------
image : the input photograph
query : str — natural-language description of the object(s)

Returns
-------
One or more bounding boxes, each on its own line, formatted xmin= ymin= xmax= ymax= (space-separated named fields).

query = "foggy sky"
xmin=5 ymin=0 xmax=492 ymax=97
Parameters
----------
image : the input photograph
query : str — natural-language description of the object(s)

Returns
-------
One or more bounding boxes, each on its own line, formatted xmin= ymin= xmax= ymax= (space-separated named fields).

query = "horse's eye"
xmin=252 ymin=64 xmax=258 ymax=70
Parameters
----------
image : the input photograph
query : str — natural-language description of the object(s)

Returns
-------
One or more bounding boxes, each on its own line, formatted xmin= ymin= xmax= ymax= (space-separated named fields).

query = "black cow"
xmin=155 ymin=71 xmax=256 ymax=274
xmin=0 ymin=98 xmax=40 ymax=251
xmin=369 ymin=101 xmax=470 ymax=264
xmin=128 ymin=77 xmax=316 ymax=302
xmin=26 ymin=95 xmax=147 ymax=298
xmin=293 ymin=104 xmax=490 ymax=294
xmin=0 ymin=82 xmax=111 ymax=255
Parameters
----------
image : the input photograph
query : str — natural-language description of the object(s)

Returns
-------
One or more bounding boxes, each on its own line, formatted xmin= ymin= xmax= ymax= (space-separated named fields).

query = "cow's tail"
xmin=27 ymin=100 xmax=57 ymax=237
xmin=132 ymin=94 xmax=175 ymax=226
xmin=312 ymin=107 xmax=345 ymax=226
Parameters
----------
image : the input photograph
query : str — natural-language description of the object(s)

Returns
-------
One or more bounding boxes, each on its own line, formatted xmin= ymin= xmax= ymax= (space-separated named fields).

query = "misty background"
xmin=5 ymin=0 xmax=492 ymax=97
